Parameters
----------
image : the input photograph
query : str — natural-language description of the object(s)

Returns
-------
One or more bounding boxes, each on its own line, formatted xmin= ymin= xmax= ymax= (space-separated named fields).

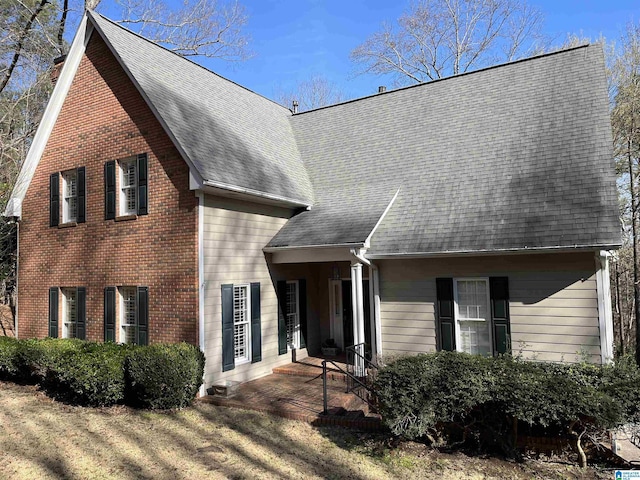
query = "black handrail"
xmin=321 ymin=343 xmax=379 ymax=415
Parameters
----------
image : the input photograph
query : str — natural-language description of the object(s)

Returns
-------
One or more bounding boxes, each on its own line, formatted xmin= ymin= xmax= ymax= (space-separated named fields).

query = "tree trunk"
xmin=630 ymin=135 xmax=640 ymax=366
xmin=615 ymin=258 xmax=625 ymax=356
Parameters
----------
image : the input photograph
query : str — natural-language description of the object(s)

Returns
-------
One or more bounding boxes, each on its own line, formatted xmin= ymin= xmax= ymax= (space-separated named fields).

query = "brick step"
xmin=272 ymin=364 xmax=347 ymax=382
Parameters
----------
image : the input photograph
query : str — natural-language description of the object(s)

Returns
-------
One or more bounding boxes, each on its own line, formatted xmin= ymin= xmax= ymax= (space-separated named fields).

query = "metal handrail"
xmin=321 ymin=344 xmax=379 ymax=415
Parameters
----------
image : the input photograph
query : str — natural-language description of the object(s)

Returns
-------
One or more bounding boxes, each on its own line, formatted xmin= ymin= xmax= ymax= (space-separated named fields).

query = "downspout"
xmin=595 ymin=250 xmax=613 ymax=364
xmin=351 ymin=248 xmax=383 ymax=363
xmin=197 ymin=192 xmax=206 ymax=395
xmin=13 ymin=219 xmax=18 ymax=339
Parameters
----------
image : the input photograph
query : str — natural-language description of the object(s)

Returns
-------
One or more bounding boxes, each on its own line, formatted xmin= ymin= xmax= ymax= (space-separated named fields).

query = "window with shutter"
xmin=436 ymin=277 xmax=511 ymax=356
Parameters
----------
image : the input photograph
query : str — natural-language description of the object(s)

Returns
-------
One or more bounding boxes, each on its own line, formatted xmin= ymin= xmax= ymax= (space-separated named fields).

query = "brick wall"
xmin=18 ymin=32 xmax=198 ymax=344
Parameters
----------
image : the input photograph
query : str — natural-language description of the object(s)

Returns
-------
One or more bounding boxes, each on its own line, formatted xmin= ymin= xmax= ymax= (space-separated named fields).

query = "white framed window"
xmin=119 ymin=158 xmax=137 ymax=216
xmin=453 ymin=278 xmax=492 ymax=356
xmin=233 ymin=284 xmax=251 ymax=364
xmin=120 ymin=286 xmax=137 ymax=344
xmin=62 ymin=288 xmax=77 ymax=338
xmin=286 ymin=280 xmax=300 ymax=350
xmin=62 ymin=169 xmax=78 ymax=223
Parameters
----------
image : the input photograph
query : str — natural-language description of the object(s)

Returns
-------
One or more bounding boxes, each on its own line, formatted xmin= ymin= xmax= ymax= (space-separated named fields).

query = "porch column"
xmin=351 ymin=261 xmax=366 ymax=376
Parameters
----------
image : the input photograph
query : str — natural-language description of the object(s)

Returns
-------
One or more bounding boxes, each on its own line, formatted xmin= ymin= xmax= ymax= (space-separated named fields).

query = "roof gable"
xmin=87 ymin=12 xmax=313 ymax=206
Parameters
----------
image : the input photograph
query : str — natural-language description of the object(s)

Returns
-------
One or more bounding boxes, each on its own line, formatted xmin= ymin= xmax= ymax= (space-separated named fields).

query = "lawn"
xmin=0 ymin=381 xmax=611 ymax=479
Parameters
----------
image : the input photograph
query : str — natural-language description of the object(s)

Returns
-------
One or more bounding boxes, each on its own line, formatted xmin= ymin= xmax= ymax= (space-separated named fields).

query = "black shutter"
xmin=104 ymin=287 xmax=116 ymax=342
xmin=298 ymin=279 xmax=307 ymax=349
xmin=490 ymin=277 xmax=511 ymax=355
xmin=136 ymin=287 xmax=149 ymax=345
xmin=49 ymin=287 xmax=59 ymax=338
xmin=221 ymin=284 xmax=235 ymax=371
xmin=76 ymin=287 xmax=86 ymax=340
xmin=77 ymin=167 xmax=86 ymax=223
xmin=250 ymin=282 xmax=261 ymax=363
xmin=49 ymin=173 xmax=59 ymax=227
xmin=137 ymin=153 xmax=148 ymax=215
xmin=277 ymin=280 xmax=287 ymax=355
xmin=436 ymin=278 xmax=455 ymax=351
xmin=104 ymin=161 xmax=116 ymax=220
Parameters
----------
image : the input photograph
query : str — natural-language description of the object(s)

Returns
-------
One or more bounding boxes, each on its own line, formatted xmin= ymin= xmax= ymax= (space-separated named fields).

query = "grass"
xmin=0 ymin=380 xmax=612 ymax=479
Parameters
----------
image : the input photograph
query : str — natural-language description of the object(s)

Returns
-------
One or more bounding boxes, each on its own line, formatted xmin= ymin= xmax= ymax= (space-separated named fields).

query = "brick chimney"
xmin=50 ymin=55 xmax=66 ymax=85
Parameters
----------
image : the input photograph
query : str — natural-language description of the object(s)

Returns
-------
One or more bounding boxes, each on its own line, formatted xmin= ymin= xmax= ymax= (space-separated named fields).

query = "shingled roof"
xmin=88 ymin=11 xmax=314 ymax=206
xmin=276 ymin=44 xmax=620 ymax=255
xmin=7 ymin=13 xmax=620 ymax=255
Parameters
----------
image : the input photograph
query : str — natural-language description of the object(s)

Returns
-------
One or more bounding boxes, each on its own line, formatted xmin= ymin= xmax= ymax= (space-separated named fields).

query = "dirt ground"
xmin=0 ymin=381 xmax=614 ymax=479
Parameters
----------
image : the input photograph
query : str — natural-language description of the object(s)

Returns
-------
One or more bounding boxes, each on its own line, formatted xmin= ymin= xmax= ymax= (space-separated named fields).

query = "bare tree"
xmin=274 ymin=75 xmax=346 ymax=113
xmin=611 ymin=22 xmax=640 ymax=363
xmin=351 ymin=0 xmax=543 ymax=85
xmin=112 ymin=0 xmax=251 ymax=60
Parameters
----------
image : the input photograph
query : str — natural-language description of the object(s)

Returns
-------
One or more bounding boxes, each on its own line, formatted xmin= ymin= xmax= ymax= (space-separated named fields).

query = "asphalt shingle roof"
xmin=286 ymin=45 xmax=620 ymax=254
xmin=89 ymin=12 xmax=314 ymax=205
xmin=56 ymin=14 xmax=619 ymax=254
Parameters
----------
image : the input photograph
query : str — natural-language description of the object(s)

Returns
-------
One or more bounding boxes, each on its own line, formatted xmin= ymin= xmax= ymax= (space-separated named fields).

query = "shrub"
xmin=45 ymin=342 xmax=132 ymax=406
xmin=375 ymin=352 xmax=626 ymax=452
xmin=15 ymin=337 xmax=85 ymax=381
xmin=125 ymin=343 xmax=205 ymax=409
xmin=0 ymin=336 xmax=21 ymax=378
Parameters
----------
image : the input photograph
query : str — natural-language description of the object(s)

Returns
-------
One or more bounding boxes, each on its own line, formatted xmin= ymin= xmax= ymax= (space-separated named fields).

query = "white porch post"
xmin=351 ymin=261 xmax=365 ymax=376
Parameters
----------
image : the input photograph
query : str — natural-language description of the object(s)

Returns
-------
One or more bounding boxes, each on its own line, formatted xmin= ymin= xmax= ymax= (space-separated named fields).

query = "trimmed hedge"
xmin=0 ymin=338 xmax=205 ymax=409
xmin=375 ymin=352 xmax=635 ymax=452
xmin=45 ymin=342 xmax=132 ymax=406
xmin=125 ymin=343 xmax=205 ymax=409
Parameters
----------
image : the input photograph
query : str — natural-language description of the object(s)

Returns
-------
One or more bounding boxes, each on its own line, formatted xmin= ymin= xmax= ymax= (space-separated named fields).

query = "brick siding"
xmin=18 ymin=33 xmax=198 ymax=344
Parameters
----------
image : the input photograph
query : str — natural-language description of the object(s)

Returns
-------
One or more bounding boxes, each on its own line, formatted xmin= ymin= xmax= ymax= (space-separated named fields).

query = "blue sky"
xmin=103 ymin=0 xmax=639 ymax=102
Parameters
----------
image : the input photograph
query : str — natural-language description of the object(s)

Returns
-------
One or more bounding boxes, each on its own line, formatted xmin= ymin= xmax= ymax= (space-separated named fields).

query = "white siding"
xmin=202 ymin=195 xmax=306 ymax=387
xmin=378 ymin=253 xmax=602 ymax=364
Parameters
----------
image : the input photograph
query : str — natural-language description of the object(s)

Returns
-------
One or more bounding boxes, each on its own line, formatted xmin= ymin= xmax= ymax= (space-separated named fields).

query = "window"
xmin=233 ymin=284 xmax=251 ymax=363
xmin=221 ymin=283 xmax=261 ymax=372
xmin=50 ymin=168 xmax=85 ymax=227
xmin=436 ymin=277 xmax=511 ymax=356
xmin=285 ymin=281 xmax=300 ymax=349
xmin=62 ymin=288 xmax=77 ymax=339
xmin=454 ymin=279 xmax=492 ymax=356
xmin=62 ymin=170 xmax=78 ymax=223
xmin=120 ymin=287 xmax=137 ymax=344
xmin=119 ymin=158 xmax=137 ymax=216
xmin=104 ymin=286 xmax=148 ymax=345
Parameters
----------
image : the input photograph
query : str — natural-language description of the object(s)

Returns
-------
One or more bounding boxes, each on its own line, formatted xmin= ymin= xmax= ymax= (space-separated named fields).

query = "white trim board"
xmin=5 ymin=15 xmax=93 ymax=218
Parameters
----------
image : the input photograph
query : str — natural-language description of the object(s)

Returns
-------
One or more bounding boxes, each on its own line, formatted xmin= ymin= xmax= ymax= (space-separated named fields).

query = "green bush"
xmin=0 ymin=336 xmax=20 ymax=378
xmin=15 ymin=337 xmax=85 ymax=381
xmin=375 ymin=352 xmax=627 ymax=451
xmin=125 ymin=343 xmax=205 ymax=409
xmin=45 ymin=342 xmax=132 ymax=406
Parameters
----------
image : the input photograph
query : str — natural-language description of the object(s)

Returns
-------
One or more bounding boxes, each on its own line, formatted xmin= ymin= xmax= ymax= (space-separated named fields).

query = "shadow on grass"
xmin=0 ymin=381 xmax=395 ymax=479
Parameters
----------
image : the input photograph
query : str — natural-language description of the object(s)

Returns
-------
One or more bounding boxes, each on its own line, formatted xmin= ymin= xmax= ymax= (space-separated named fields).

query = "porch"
xmin=200 ymin=355 xmax=382 ymax=430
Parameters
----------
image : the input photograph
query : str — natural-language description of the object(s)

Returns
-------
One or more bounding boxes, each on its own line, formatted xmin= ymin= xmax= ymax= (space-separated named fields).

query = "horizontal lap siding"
xmin=202 ymin=195 xmax=298 ymax=386
xmin=378 ymin=252 xmax=602 ymax=363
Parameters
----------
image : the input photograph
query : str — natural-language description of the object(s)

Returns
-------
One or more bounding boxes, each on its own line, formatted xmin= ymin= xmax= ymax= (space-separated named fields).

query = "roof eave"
xmin=367 ymin=243 xmax=622 ymax=259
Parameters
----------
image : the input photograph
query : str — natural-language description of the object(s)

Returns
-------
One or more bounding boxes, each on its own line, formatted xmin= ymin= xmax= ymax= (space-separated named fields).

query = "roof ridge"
xmin=292 ymin=43 xmax=593 ymax=116
xmin=87 ymin=10 xmax=292 ymax=114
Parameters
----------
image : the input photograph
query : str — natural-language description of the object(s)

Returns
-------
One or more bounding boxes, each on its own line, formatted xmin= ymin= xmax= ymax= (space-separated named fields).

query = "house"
xmin=5 ymin=11 xmax=620 ymax=392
